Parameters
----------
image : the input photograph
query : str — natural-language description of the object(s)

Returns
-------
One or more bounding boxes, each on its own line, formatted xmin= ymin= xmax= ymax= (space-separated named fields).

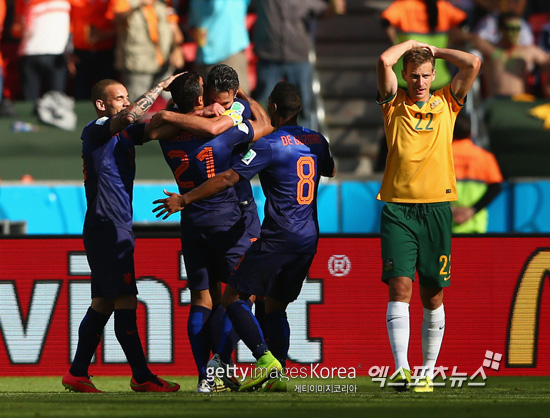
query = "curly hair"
xmin=269 ymin=81 xmax=302 ymax=120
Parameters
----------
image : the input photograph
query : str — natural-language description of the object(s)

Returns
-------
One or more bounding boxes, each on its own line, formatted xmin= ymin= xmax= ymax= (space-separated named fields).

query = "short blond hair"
xmin=403 ymin=47 xmax=435 ymax=72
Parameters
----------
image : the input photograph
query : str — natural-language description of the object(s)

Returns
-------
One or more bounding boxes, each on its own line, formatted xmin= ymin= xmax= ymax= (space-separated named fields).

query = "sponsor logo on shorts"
xmin=383 ymin=259 xmax=394 ymax=272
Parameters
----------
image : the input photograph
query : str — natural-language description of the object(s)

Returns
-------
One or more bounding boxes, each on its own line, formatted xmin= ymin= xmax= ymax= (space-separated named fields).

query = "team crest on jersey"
xmin=95 ymin=116 xmax=108 ymax=125
xmin=430 ymin=99 xmax=442 ymax=110
xmin=241 ymin=149 xmax=257 ymax=165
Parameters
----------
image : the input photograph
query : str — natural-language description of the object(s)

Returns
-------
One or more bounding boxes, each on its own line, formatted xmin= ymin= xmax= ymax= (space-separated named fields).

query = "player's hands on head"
xmin=152 ymin=189 xmax=186 ymax=219
xmin=410 ymin=40 xmax=436 ymax=56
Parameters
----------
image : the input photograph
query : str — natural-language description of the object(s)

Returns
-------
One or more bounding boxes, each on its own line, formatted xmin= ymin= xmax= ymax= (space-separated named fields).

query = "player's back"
xmin=159 ymin=120 xmax=254 ymax=227
xmin=238 ymin=125 xmax=334 ymax=254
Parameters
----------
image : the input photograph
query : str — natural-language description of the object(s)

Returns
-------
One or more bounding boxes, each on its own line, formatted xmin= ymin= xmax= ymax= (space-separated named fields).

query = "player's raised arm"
xmin=377 ymin=40 xmax=433 ymax=101
xmin=439 ymin=47 xmax=481 ymax=102
xmin=237 ymin=88 xmax=273 ymax=141
xmin=109 ymin=73 xmax=183 ymax=135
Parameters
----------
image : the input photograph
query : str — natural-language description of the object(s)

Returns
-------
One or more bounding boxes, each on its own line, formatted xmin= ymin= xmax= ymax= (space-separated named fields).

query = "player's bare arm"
xmin=110 ymin=73 xmax=183 ymax=134
xmin=152 ymin=169 xmax=241 ymax=219
xmin=377 ymin=40 xmax=434 ymax=101
xmin=237 ymin=89 xmax=272 ymax=140
xmin=440 ymin=47 xmax=481 ymax=102
xmin=149 ymin=109 xmax=236 ymax=138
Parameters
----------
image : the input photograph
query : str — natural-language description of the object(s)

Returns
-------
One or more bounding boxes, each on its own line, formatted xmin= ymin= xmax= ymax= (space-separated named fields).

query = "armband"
xmin=222 ymin=109 xmax=243 ymax=126
xmin=230 ymin=101 xmax=245 ymax=115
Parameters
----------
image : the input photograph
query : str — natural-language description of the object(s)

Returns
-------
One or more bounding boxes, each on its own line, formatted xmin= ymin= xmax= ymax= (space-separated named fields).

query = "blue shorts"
xmin=83 ymin=226 xmax=138 ymax=299
xmin=228 ymin=240 xmax=315 ymax=304
xmin=241 ymin=202 xmax=261 ymax=241
xmin=181 ymin=222 xmax=255 ymax=291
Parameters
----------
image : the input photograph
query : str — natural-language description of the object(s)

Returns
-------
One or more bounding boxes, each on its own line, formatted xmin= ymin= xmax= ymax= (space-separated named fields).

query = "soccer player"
xmin=62 ymin=75 xmax=183 ymax=393
xmin=203 ymin=65 xmax=265 ymax=386
xmin=153 ymin=81 xmax=336 ymax=392
xmin=377 ymin=40 xmax=480 ymax=392
xmin=151 ymin=65 xmax=263 ymax=379
xmin=151 ymin=71 xmax=272 ymax=393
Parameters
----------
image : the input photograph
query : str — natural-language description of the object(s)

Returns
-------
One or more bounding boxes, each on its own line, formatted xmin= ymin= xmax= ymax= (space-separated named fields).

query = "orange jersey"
xmin=381 ymin=0 xmax=467 ymax=34
xmin=0 ymin=0 xmax=5 ymax=67
xmin=452 ymin=138 xmax=503 ymax=184
xmin=107 ymin=0 xmax=178 ymax=47
xmin=71 ymin=0 xmax=115 ymax=50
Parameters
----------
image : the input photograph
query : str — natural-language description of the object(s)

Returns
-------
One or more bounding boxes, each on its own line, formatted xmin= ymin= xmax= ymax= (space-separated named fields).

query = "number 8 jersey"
xmin=377 ymin=85 xmax=462 ymax=203
xmin=232 ymin=124 xmax=334 ymax=255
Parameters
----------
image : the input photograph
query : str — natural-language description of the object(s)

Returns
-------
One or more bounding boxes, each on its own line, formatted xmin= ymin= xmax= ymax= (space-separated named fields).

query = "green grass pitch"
xmin=0 ymin=376 xmax=549 ymax=418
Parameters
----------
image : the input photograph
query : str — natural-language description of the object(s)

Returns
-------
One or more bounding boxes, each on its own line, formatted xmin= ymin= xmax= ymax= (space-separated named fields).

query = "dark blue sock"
xmin=254 ymin=298 xmax=267 ymax=333
xmin=188 ymin=305 xmax=212 ymax=380
xmin=225 ymin=299 xmax=267 ymax=360
xmin=207 ymin=304 xmax=225 ymax=356
xmin=70 ymin=307 xmax=110 ymax=377
xmin=264 ymin=310 xmax=290 ymax=368
xmin=114 ymin=309 xmax=152 ymax=383
xmin=217 ymin=299 xmax=253 ymax=363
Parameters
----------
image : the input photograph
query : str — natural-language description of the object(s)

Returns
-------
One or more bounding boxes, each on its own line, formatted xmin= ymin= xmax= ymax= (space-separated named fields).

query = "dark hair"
xmin=498 ymin=11 xmax=520 ymax=31
xmin=91 ymin=79 xmax=121 ymax=104
xmin=269 ymin=81 xmax=302 ymax=119
xmin=206 ymin=64 xmax=240 ymax=94
xmin=402 ymin=47 xmax=435 ymax=71
xmin=170 ymin=72 xmax=202 ymax=113
xmin=453 ymin=111 xmax=471 ymax=140
xmin=426 ymin=0 xmax=439 ymax=32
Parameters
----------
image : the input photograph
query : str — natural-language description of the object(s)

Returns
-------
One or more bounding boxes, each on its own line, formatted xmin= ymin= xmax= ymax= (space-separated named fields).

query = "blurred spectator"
xmin=109 ymin=0 xmax=184 ymax=101
xmin=468 ymin=12 xmax=550 ymax=98
xmin=187 ymin=0 xmax=251 ymax=94
xmin=0 ymin=0 xmax=14 ymax=116
xmin=451 ymin=111 xmax=503 ymax=233
xmin=380 ymin=0 xmax=468 ymax=91
xmin=537 ymin=4 xmax=550 ymax=52
xmin=474 ymin=0 xmax=533 ymax=45
xmin=448 ymin=0 xmax=491 ymax=29
xmin=0 ymin=0 xmax=4 ymax=97
xmin=69 ymin=0 xmax=117 ymax=100
xmin=11 ymin=0 xmax=72 ymax=101
xmin=251 ymin=0 xmax=345 ymax=130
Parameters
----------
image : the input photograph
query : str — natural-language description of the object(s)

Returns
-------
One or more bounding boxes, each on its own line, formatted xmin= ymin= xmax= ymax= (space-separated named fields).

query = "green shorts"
xmin=380 ymin=202 xmax=452 ymax=288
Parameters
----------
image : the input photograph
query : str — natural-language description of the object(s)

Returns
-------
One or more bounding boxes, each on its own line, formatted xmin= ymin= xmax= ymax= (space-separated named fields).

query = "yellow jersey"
xmin=377 ymin=85 xmax=463 ymax=203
